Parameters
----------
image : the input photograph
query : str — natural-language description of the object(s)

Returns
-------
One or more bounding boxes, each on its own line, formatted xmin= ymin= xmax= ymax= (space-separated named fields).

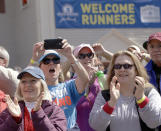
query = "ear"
xmin=147 ymin=49 xmax=150 ymax=54
xmin=146 ymin=45 xmax=150 ymax=54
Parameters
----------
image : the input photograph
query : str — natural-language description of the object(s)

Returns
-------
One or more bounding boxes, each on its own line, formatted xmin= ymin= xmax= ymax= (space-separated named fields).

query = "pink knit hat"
xmin=73 ymin=44 xmax=95 ymax=57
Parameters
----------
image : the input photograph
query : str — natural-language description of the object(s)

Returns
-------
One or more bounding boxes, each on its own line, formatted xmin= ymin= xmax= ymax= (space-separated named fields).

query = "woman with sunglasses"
xmin=72 ymin=43 xmax=107 ymax=131
xmin=89 ymin=50 xmax=161 ymax=131
xmin=29 ymin=40 xmax=89 ymax=130
xmin=0 ymin=66 xmax=67 ymax=131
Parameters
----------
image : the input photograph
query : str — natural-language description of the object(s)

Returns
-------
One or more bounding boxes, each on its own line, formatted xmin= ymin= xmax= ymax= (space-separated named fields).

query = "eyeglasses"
xmin=42 ymin=58 xmax=60 ymax=65
xmin=114 ymin=64 xmax=133 ymax=70
xmin=78 ymin=53 xmax=94 ymax=59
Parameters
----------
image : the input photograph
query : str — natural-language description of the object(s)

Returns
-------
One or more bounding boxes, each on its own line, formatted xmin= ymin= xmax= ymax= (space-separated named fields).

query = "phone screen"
xmin=44 ymin=39 xmax=63 ymax=49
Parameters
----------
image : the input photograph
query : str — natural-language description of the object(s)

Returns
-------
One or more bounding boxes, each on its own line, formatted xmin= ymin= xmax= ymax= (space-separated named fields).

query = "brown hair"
xmin=106 ymin=50 xmax=152 ymax=90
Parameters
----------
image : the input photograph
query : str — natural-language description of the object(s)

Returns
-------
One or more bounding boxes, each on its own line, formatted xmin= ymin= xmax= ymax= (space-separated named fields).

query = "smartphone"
xmin=133 ymin=87 xmax=136 ymax=94
xmin=115 ymin=80 xmax=118 ymax=86
xmin=133 ymin=82 xmax=138 ymax=94
xmin=44 ymin=38 xmax=63 ymax=49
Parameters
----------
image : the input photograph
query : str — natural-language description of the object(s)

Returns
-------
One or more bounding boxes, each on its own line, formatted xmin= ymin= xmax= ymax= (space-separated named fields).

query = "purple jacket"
xmin=0 ymin=100 xmax=67 ymax=131
xmin=76 ymin=78 xmax=101 ymax=131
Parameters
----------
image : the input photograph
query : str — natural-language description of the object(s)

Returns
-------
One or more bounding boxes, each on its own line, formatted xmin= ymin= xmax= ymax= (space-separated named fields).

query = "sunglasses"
xmin=0 ymin=57 xmax=4 ymax=60
xmin=114 ymin=64 xmax=133 ymax=70
xmin=42 ymin=57 xmax=60 ymax=65
xmin=78 ymin=52 xmax=94 ymax=59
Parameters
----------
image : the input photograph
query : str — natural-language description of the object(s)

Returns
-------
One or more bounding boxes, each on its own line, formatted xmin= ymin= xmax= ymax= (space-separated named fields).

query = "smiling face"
xmin=78 ymin=47 xmax=95 ymax=69
xmin=114 ymin=55 xmax=136 ymax=84
xmin=147 ymin=39 xmax=161 ymax=66
xmin=20 ymin=73 xmax=42 ymax=102
xmin=40 ymin=55 xmax=61 ymax=84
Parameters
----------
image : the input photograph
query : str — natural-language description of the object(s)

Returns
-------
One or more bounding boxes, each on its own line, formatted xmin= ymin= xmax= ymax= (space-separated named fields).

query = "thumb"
xmin=116 ymin=83 xmax=120 ymax=91
xmin=14 ymin=97 xmax=19 ymax=105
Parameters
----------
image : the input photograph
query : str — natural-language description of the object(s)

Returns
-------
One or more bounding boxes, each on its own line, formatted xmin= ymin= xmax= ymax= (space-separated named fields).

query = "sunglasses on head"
xmin=78 ymin=52 xmax=94 ymax=59
xmin=42 ymin=57 xmax=60 ymax=65
xmin=114 ymin=64 xmax=133 ymax=70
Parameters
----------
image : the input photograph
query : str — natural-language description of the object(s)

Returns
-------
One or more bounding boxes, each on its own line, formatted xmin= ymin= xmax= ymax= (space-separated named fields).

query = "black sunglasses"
xmin=0 ymin=57 xmax=4 ymax=60
xmin=42 ymin=57 xmax=60 ymax=65
xmin=114 ymin=64 xmax=133 ymax=70
xmin=78 ymin=52 xmax=94 ymax=59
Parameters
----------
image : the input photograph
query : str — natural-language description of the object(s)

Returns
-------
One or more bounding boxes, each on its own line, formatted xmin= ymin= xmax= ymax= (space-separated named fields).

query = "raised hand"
xmin=32 ymin=42 xmax=45 ymax=61
xmin=5 ymin=95 xmax=21 ymax=117
xmin=141 ymin=51 xmax=151 ymax=62
xmin=87 ymin=66 xmax=98 ymax=79
xmin=56 ymin=39 xmax=75 ymax=61
xmin=92 ymin=43 xmax=105 ymax=56
xmin=33 ymin=92 xmax=44 ymax=112
xmin=134 ymin=76 xmax=145 ymax=100
xmin=108 ymin=76 xmax=120 ymax=107
xmin=131 ymin=50 xmax=142 ymax=61
xmin=92 ymin=43 xmax=113 ymax=60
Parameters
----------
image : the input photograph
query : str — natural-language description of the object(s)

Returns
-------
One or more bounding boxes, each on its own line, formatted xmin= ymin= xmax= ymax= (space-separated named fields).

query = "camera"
xmin=44 ymin=38 xmax=63 ymax=49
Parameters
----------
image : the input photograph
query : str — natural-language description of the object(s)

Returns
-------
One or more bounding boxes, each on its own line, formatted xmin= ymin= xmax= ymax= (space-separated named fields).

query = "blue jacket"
xmin=145 ymin=60 xmax=161 ymax=94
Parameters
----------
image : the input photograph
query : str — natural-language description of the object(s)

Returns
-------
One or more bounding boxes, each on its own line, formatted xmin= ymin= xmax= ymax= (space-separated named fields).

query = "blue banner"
xmin=54 ymin=0 xmax=161 ymax=28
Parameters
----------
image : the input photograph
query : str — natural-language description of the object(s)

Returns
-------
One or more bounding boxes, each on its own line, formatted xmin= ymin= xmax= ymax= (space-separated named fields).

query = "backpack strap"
xmin=101 ymin=90 xmax=110 ymax=102
xmin=101 ymin=90 xmax=110 ymax=131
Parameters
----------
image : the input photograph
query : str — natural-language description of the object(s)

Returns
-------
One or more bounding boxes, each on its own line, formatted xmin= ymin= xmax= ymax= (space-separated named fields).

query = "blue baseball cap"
xmin=38 ymin=50 xmax=61 ymax=63
xmin=17 ymin=66 xmax=45 ymax=80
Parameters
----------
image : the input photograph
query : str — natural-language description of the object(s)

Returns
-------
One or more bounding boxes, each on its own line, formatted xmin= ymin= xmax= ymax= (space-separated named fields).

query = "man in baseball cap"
xmin=143 ymin=32 xmax=161 ymax=50
xmin=146 ymin=32 xmax=161 ymax=67
xmin=145 ymin=32 xmax=161 ymax=106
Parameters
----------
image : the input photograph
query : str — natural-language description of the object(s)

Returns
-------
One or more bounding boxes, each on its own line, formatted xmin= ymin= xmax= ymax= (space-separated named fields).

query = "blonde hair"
xmin=106 ymin=50 xmax=153 ymax=90
xmin=15 ymin=79 xmax=52 ymax=102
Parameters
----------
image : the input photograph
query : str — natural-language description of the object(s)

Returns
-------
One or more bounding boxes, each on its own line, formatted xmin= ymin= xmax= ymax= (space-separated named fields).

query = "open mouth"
xmin=49 ymin=68 xmax=55 ymax=73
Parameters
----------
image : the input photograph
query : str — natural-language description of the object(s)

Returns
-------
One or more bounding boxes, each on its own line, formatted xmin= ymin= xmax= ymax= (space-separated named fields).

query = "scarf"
xmin=24 ymin=101 xmax=36 ymax=131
